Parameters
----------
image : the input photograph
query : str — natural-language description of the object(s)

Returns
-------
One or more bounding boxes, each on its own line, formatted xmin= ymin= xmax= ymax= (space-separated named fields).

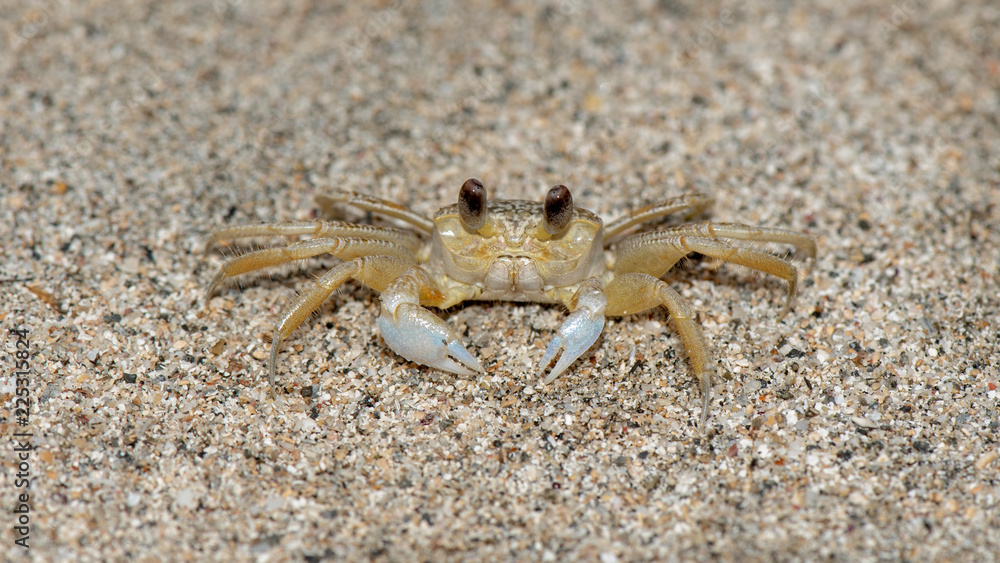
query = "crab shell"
xmin=431 ymin=199 xmax=605 ymax=304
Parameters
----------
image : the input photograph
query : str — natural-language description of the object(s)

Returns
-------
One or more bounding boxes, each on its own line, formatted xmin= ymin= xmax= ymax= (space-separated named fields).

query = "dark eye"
xmin=458 ymin=178 xmax=487 ymax=229
xmin=543 ymin=184 xmax=573 ymax=235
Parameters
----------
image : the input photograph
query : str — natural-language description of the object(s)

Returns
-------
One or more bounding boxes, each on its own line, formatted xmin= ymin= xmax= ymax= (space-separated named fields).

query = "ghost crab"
xmin=206 ymin=180 xmax=816 ymax=425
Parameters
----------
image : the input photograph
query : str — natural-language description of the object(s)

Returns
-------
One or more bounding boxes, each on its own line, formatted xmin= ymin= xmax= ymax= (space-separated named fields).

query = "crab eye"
xmin=458 ymin=178 xmax=488 ymax=230
xmin=542 ymin=184 xmax=574 ymax=235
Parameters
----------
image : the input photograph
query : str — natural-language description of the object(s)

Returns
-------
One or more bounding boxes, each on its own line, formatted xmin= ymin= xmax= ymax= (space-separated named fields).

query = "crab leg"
xmin=536 ymin=278 xmax=607 ymax=384
xmin=614 ymin=226 xmax=811 ymax=318
xmin=268 ymin=254 xmax=416 ymax=393
xmin=315 ymin=191 xmax=435 ymax=234
xmin=602 ymin=192 xmax=714 ymax=244
xmin=667 ymin=222 xmax=817 ymax=259
xmin=377 ymin=267 xmax=483 ymax=377
xmin=206 ymin=220 xmax=423 ymax=253
xmin=604 ymin=272 xmax=712 ymax=426
xmin=206 ymin=238 xmax=414 ymax=298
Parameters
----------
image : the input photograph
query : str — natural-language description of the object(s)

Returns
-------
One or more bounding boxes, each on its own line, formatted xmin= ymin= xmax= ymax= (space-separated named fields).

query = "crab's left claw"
xmin=537 ymin=279 xmax=607 ymax=384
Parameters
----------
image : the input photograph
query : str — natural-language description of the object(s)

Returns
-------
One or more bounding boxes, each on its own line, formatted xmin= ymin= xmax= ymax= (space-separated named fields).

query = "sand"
xmin=1 ymin=0 xmax=998 ymax=561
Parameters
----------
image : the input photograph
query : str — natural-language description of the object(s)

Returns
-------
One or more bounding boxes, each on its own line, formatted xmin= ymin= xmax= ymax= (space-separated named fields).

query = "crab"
xmin=206 ymin=180 xmax=816 ymax=424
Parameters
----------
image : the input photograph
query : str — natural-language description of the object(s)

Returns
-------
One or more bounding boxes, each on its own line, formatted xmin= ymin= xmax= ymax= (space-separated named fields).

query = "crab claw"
xmin=536 ymin=279 xmax=607 ymax=384
xmin=378 ymin=302 xmax=484 ymax=377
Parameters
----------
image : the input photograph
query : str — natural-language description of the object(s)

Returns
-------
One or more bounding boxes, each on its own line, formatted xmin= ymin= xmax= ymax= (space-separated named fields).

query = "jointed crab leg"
xmin=603 ymin=192 xmax=714 ymax=244
xmin=206 ymin=220 xmax=423 ymax=253
xmin=667 ymin=222 xmax=818 ymax=258
xmin=268 ymin=254 xmax=416 ymax=392
xmin=206 ymin=238 xmax=415 ymax=298
xmin=605 ymin=272 xmax=712 ymax=426
xmin=377 ymin=267 xmax=483 ymax=377
xmin=608 ymin=222 xmax=813 ymax=425
xmin=315 ymin=191 xmax=435 ymax=234
xmin=614 ymin=226 xmax=809 ymax=318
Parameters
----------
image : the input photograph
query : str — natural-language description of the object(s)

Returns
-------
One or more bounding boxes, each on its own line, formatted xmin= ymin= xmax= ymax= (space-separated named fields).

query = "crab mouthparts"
xmin=485 ymin=256 xmax=543 ymax=295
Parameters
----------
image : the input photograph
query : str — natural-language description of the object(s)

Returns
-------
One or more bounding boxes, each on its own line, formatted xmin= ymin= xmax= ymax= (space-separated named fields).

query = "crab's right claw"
xmin=378 ymin=302 xmax=484 ymax=377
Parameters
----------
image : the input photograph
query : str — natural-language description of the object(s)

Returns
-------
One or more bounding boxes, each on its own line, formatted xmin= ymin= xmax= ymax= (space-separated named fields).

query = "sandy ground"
xmin=2 ymin=0 xmax=998 ymax=561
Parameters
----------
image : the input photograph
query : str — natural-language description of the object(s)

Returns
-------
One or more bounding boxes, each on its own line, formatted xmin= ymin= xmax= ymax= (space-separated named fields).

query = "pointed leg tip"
xmin=697 ymin=371 xmax=711 ymax=431
xmin=204 ymin=287 xmax=219 ymax=304
xmin=206 ymin=272 xmax=227 ymax=302
xmin=779 ymin=304 xmax=792 ymax=321
xmin=268 ymin=330 xmax=284 ymax=397
xmin=778 ymin=293 xmax=796 ymax=321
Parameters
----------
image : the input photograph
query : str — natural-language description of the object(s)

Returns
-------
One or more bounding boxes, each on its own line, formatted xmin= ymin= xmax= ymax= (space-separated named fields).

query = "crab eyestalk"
xmin=458 ymin=178 xmax=488 ymax=230
xmin=542 ymin=184 xmax=574 ymax=235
